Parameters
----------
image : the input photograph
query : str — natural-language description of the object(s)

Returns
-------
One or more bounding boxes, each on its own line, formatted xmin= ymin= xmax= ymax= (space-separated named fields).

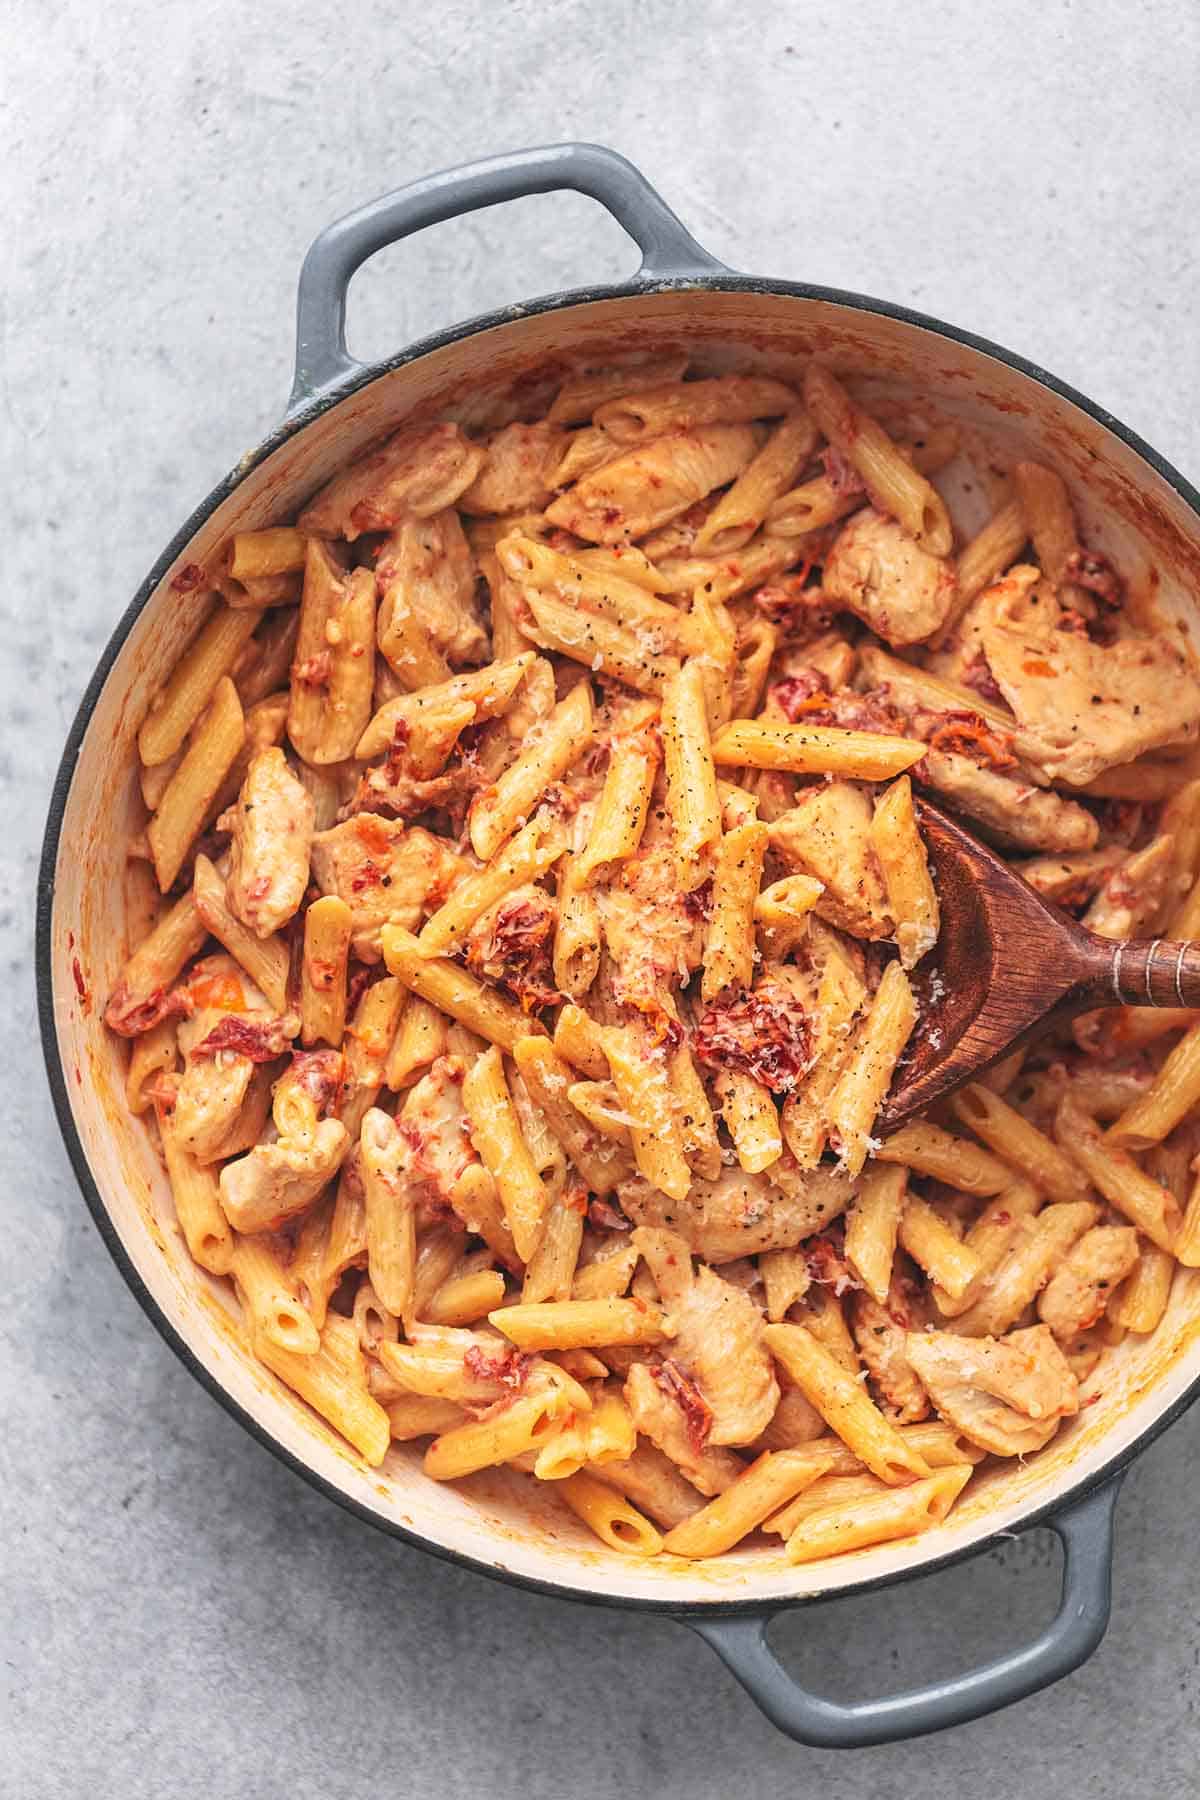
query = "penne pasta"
xmin=423 ymin=1384 xmax=571 ymax=1481
xmin=932 ymin=1182 xmax=1042 ymax=1317
xmin=827 ymin=962 xmax=917 ymax=1176
xmin=300 ymin=895 xmax=353 ymax=1048
xmin=594 ymin=375 xmax=797 ymax=444
xmin=692 ymin=409 xmax=818 ymax=555
xmin=763 ymin=1323 xmax=932 ymax=1485
xmin=715 ymin=1070 xmax=783 ymax=1174
xmin=574 ymin=725 xmax=660 ymax=888
xmin=138 ymin=601 xmax=261 ymax=767
xmin=155 ymin=1084 xmax=235 ymax=1274
xmin=557 ymin=1471 xmax=664 ymax=1555
xmin=468 ymin=681 xmax=594 ymax=861
xmin=462 ymin=1046 xmax=548 ymax=1263
xmin=759 ymin=1246 xmax=813 ymax=1323
xmin=954 ymin=1200 xmax=1101 ymax=1337
xmin=661 ymin=660 xmax=721 ymax=889
xmin=663 ymin=1446 xmax=837 ymax=1558
xmin=1107 ymin=1022 xmax=1200 ymax=1151
xmin=874 ymin=1120 xmax=1011 ymax=1195
xmin=1053 ymin=1099 xmax=1179 ymax=1252
xmin=522 ymin=1188 xmax=587 ymax=1305
xmin=843 ymin=1164 xmax=908 ymax=1303
xmin=419 ymin=813 xmax=565 ymax=955
xmin=489 ymin=1297 xmax=673 ymax=1352
xmin=702 ymin=819 xmax=769 ymax=999
xmin=288 ymin=541 xmax=376 ymax=764
xmin=952 ymin=1084 xmax=1089 ymax=1205
xmin=230 ymin=1234 xmax=319 ymax=1356
xmin=546 ymin=353 xmax=690 ymax=424
xmin=381 ymin=926 xmax=545 ymax=1054
xmin=148 ymin=677 xmax=245 ymax=891
xmin=192 ymin=854 xmax=290 ymax=1013
xmin=783 ymin=1465 xmax=973 ymax=1564
xmin=804 ymin=365 xmax=953 ymax=554
xmin=1013 ymin=461 xmax=1078 ymax=588
xmin=870 ymin=776 xmax=939 ymax=969
xmin=358 ymin=1108 xmax=417 ymax=1324
xmin=603 ymin=1022 xmax=692 ymax=1203
xmin=256 ymin=1313 xmax=391 ymax=1466
xmin=898 ymin=1196 xmax=983 ymax=1301
xmin=711 ymin=718 xmax=925 ymax=782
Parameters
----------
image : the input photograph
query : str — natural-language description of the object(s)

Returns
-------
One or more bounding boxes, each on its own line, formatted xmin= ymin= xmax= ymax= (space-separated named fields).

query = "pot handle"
xmin=289 ymin=142 xmax=730 ymax=413
xmin=685 ymin=1473 xmax=1122 ymax=1749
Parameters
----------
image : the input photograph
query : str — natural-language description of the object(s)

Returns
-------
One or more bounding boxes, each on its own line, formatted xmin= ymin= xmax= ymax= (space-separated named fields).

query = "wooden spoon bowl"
xmin=880 ymin=801 xmax=1200 ymax=1130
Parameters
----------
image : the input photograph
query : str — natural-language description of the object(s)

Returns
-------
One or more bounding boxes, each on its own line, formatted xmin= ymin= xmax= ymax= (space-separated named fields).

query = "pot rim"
xmin=37 ymin=270 xmax=1200 ymax=1616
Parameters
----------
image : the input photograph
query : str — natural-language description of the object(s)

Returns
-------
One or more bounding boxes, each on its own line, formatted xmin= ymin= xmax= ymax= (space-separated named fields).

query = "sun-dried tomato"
xmin=466 ymin=897 xmax=561 ymax=1012
xmin=681 ymin=878 xmax=714 ymax=923
xmin=650 ymin=1358 xmax=712 ymax=1455
xmin=192 ymin=1014 xmax=293 ymax=1062
xmin=927 ymin=712 xmax=1018 ymax=772
xmin=693 ymin=983 xmax=814 ymax=1094
xmin=770 ymin=669 xmax=832 ymax=721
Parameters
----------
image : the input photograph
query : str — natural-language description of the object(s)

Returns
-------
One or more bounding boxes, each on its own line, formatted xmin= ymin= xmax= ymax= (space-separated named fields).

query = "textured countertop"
xmin=7 ymin=1 xmax=1200 ymax=1793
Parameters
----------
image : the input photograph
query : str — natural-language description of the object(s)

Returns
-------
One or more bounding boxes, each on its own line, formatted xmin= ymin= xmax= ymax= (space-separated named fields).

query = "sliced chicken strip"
xmin=221 ymin=747 xmax=315 ymax=938
xmin=617 ymin=1160 xmax=856 ymax=1264
xmin=822 ymin=508 xmax=958 ymax=646
xmin=632 ymin=1227 xmax=779 ymax=1445
xmin=905 ymin=1324 xmax=1079 ymax=1457
xmin=1038 ymin=1225 xmax=1139 ymax=1340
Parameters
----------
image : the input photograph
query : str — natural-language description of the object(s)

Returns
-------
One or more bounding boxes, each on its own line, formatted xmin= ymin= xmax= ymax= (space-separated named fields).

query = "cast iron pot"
xmin=37 ymin=143 xmax=1200 ymax=1748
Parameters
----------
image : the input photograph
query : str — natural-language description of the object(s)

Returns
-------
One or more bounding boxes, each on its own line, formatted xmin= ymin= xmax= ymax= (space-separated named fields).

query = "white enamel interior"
xmin=47 ymin=286 xmax=1200 ymax=1607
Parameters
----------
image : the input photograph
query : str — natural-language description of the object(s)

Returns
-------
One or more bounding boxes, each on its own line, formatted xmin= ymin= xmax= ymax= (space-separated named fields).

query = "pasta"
xmin=104 ymin=360 xmax=1200 ymax=1565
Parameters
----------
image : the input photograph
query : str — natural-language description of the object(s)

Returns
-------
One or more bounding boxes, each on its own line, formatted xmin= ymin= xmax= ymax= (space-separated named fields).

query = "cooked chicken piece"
xmin=618 ymin=1160 xmax=856 ymax=1264
xmin=597 ymin=836 xmax=704 ymax=1019
xmin=927 ymin=563 xmax=1043 ymax=686
xmin=768 ymin=781 xmax=892 ymax=938
xmin=171 ymin=1007 xmax=253 ymax=1160
xmin=1082 ymin=835 xmax=1176 ymax=939
xmin=398 ymin=1055 xmax=480 ymax=1218
xmin=219 ymin=1117 xmax=349 ymax=1234
xmin=350 ymin=756 xmax=481 ymax=825
xmin=376 ymin=509 xmax=487 ymax=681
xmin=458 ymin=420 xmax=564 ymax=515
xmin=1018 ymin=847 xmax=1127 ymax=908
xmin=1038 ymin=1225 xmax=1139 ymax=1340
xmin=168 ymin=957 xmax=291 ymax=1162
xmin=975 ymin=576 xmax=1200 ymax=785
xmin=851 ymin=1278 xmax=930 ymax=1423
xmin=633 ymin=1227 xmax=779 ymax=1445
xmin=592 ymin=1443 xmax=706 ymax=1528
xmin=822 ymin=508 xmax=958 ymax=646
xmin=310 ymin=815 xmax=471 ymax=960
xmin=220 ymin=747 xmax=315 ymax=938
xmin=905 ymin=1324 xmax=1079 ymax=1456
xmin=622 ymin=1360 xmax=746 ymax=1494
xmin=916 ymin=749 xmax=1099 ymax=853
xmin=545 ymin=423 xmax=760 ymax=545
xmin=297 ymin=422 xmax=485 ymax=540
xmin=173 ymin=1003 xmax=295 ymax=1163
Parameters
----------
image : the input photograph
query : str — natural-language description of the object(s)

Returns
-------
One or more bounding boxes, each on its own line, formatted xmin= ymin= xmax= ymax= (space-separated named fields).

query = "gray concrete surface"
xmin=6 ymin=0 xmax=1200 ymax=1793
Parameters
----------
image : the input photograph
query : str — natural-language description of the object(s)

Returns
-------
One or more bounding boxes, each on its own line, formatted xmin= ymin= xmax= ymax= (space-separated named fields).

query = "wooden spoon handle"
xmin=1084 ymin=936 xmax=1200 ymax=1009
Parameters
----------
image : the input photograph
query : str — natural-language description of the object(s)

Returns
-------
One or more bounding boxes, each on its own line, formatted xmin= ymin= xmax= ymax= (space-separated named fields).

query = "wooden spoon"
xmin=880 ymin=800 xmax=1200 ymax=1131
